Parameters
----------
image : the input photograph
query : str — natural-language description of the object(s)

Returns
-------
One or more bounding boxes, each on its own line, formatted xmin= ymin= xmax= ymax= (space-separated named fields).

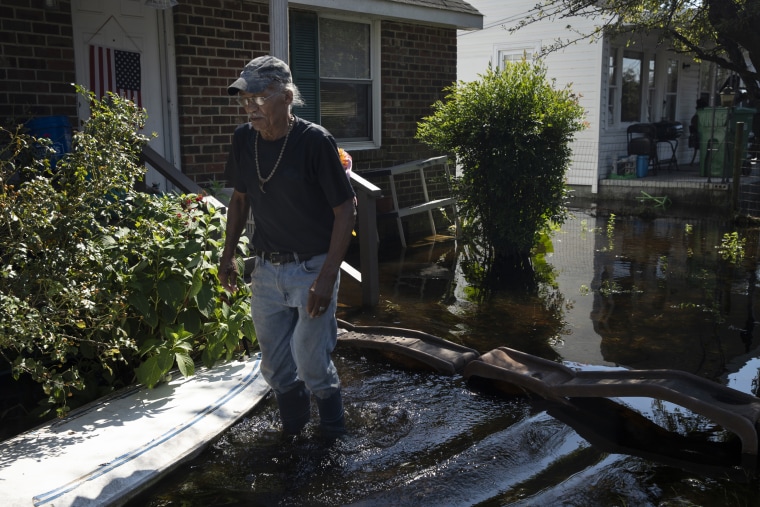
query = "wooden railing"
xmin=140 ymin=145 xmax=204 ymax=195
xmin=140 ymin=145 xmax=383 ymax=307
xmin=347 ymin=171 xmax=383 ymax=307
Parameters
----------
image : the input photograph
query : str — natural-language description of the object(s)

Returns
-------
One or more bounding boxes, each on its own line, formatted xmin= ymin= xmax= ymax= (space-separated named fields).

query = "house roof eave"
xmin=290 ymin=0 xmax=483 ymax=30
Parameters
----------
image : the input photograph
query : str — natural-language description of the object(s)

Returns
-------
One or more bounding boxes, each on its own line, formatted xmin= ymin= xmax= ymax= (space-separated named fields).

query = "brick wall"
xmin=172 ymin=0 xmax=270 ymax=184
xmin=0 ymin=0 xmax=77 ymax=128
xmin=375 ymin=20 xmax=455 ymax=196
xmin=377 ymin=21 xmax=455 ymax=168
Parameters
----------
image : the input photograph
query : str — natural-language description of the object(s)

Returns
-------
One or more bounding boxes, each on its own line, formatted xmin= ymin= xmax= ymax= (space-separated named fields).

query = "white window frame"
xmin=607 ymin=48 xmax=619 ymax=126
xmin=608 ymin=46 xmax=668 ymax=126
xmin=660 ymin=58 xmax=679 ymax=122
xmin=318 ymin=14 xmax=381 ymax=151
xmin=492 ymin=41 xmax=541 ymax=69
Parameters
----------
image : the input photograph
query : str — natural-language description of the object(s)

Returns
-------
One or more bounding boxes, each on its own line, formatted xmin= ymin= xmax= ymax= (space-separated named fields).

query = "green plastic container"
xmin=697 ymin=107 xmax=755 ymax=178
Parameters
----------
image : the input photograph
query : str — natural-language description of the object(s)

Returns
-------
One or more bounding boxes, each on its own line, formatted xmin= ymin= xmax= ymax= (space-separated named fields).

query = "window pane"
xmin=666 ymin=59 xmax=678 ymax=93
xmin=500 ymin=50 xmax=529 ymax=67
xmin=662 ymin=96 xmax=677 ymax=121
xmin=320 ymin=81 xmax=371 ymax=140
xmin=319 ymin=18 xmax=370 ymax=79
xmin=662 ymin=59 xmax=679 ymax=121
xmin=622 ymin=52 xmax=642 ymax=123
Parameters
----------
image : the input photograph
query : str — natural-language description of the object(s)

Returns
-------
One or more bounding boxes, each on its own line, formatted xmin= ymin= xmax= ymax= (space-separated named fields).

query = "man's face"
xmin=238 ymin=84 xmax=291 ymax=135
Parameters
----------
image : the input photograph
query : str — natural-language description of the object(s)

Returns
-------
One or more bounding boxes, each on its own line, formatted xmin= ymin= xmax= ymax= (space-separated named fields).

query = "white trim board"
xmin=0 ymin=355 xmax=270 ymax=507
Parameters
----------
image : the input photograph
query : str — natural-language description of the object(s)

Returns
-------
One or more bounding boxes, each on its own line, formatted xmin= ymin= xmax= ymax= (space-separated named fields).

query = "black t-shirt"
xmin=225 ymin=116 xmax=355 ymax=254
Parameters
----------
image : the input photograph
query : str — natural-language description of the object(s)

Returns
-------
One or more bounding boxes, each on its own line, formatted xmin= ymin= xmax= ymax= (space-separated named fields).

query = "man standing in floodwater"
xmin=219 ymin=55 xmax=356 ymax=439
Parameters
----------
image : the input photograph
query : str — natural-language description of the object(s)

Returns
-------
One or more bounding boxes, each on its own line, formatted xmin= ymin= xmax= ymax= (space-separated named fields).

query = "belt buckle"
xmin=269 ymin=251 xmax=282 ymax=265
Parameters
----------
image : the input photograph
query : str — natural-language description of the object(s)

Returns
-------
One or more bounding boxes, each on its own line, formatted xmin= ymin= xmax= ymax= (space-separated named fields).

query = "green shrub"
xmin=0 ymin=88 xmax=253 ymax=418
xmin=417 ymin=60 xmax=586 ymax=267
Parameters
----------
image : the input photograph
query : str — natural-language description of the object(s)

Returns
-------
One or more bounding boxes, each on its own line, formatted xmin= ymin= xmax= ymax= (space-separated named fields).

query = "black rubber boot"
xmin=316 ymin=389 xmax=346 ymax=438
xmin=275 ymin=382 xmax=311 ymax=436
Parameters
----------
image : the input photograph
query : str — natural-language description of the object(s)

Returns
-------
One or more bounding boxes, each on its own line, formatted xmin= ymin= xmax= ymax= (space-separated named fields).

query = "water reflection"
xmin=130 ymin=209 xmax=760 ymax=506
xmin=590 ymin=216 xmax=760 ymax=378
xmin=346 ymin=210 xmax=760 ymax=387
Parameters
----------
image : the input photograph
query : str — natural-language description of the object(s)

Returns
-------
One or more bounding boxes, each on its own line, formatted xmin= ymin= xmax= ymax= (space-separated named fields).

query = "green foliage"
xmin=716 ymin=231 xmax=745 ymax=264
xmin=0 ymin=88 xmax=253 ymax=418
xmin=416 ymin=59 xmax=586 ymax=265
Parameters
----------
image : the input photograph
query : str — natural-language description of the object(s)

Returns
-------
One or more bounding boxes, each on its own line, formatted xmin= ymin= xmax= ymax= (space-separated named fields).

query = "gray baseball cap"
xmin=227 ymin=55 xmax=292 ymax=95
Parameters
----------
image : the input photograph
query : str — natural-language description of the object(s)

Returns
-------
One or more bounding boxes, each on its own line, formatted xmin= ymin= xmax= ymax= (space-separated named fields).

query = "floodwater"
xmin=129 ymin=208 xmax=760 ymax=506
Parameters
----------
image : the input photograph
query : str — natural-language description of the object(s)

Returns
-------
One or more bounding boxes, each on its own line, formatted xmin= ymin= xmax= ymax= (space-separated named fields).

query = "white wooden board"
xmin=0 ymin=353 xmax=270 ymax=507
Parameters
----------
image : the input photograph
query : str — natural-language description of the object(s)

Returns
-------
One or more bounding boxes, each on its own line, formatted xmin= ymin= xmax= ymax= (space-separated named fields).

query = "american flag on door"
xmin=89 ymin=45 xmax=142 ymax=108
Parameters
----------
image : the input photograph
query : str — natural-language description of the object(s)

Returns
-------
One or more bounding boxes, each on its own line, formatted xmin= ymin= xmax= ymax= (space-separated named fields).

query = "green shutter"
xmin=289 ymin=10 xmax=319 ymax=123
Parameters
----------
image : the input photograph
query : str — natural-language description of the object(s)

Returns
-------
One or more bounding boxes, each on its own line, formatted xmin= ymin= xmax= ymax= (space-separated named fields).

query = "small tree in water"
xmin=417 ymin=59 xmax=586 ymax=286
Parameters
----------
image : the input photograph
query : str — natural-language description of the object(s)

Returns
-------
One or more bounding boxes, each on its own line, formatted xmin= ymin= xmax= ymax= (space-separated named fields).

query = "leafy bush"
xmin=0 ymin=88 xmax=253 ymax=418
xmin=417 ymin=60 xmax=586 ymax=268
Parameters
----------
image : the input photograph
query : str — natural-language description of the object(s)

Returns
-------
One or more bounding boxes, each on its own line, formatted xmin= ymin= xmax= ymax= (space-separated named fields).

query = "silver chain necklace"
xmin=254 ymin=116 xmax=294 ymax=193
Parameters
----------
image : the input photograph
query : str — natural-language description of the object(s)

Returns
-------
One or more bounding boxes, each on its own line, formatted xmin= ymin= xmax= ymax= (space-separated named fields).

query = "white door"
xmin=70 ymin=0 xmax=180 ymax=192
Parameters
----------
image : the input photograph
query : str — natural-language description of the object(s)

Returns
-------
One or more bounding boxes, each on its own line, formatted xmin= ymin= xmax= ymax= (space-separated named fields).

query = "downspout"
xmin=270 ymin=0 xmax=289 ymax=62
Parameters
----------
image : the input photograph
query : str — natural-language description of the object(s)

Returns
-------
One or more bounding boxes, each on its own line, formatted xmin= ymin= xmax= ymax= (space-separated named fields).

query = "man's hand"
xmin=307 ymin=274 xmax=336 ymax=318
xmin=219 ymin=258 xmax=239 ymax=293
xmin=306 ymin=198 xmax=355 ymax=318
xmin=218 ymin=190 xmax=249 ymax=294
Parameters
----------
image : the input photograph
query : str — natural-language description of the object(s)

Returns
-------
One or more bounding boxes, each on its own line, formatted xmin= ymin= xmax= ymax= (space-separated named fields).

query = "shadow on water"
xmin=129 ymin=208 xmax=760 ymax=506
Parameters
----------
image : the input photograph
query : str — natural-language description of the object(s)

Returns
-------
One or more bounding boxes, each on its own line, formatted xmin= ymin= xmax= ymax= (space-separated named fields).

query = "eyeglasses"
xmin=236 ymin=92 xmax=281 ymax=108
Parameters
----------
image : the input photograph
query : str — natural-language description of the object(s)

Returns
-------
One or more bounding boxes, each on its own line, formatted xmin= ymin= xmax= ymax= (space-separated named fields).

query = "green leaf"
xmin=173 ymin=341 xmax=193 ymax=353
xmin=143 ymin=304 xmax=159 ymax=330
xmin=242 ymin=318 xmax=257 ymax=345
xmin=157 ymin=277 xmax=186 ymax=307
xmin=128 ymin=275 xmax=154 ymax=294
xmin=100 ymin=234 xmax=117 ymax=247
xmin=135 ymin=356 xmax=162 ymax=387
xmin=224 ymin=328 xmax=240 ymax=352
xmin=202 ymin=334 xmax=225 ymax=366
xmin=135 ymin=347 xmax=173 ymax=388
xmin=177 ymin=308 xmax=202 ymax=334
xmin=160 ymin=301 xmax=179 ymax=325
xmin=163 ymin=323 xmax=193 ymax=345
xmin=194 ymin=283 xmax=216 ymax=319
xmin=175 ymin=352 xmax=195 ymax=377
xmin=138 ymin=338 xmax=161 ymax=356
xmin=188 ymin=269 xmax=203 ymax=298
xmin=128 ymin=292 xmax=150 ymax=317
xmin=157 ymin=347 xmax=174 ymax=372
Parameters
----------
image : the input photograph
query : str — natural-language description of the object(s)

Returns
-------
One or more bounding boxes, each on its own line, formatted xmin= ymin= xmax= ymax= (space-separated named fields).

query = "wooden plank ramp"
xmin=463 ymin=347 xmax=760 ymax=462
xmin=0 ymin=354 xmax=270 ymax=507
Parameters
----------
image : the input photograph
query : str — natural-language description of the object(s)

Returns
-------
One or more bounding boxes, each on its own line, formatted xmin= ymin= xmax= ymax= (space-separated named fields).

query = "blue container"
xmin=25 ymin=115 xmax=72 ymax=168
xmin=636 ymin=155 xmax=649 ymax=178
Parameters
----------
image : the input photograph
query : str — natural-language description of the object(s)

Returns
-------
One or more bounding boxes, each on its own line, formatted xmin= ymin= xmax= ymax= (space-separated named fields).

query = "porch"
xmin=584 ymin=161 xmax=760 ymax=217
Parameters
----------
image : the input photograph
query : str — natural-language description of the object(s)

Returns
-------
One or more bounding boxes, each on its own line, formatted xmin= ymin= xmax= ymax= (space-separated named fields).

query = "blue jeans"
xmin=249 ymin=253 xmax=341 ymax=400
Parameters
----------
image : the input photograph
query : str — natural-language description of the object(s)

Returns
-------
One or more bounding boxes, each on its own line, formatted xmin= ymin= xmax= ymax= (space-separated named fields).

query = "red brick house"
xmin=1 ymin=0 xmax=481 ymax=241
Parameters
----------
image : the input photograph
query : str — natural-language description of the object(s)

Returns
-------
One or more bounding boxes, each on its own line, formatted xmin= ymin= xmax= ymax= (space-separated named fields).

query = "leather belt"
xmin=252 ymin=249 xmax=315 ymax=265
